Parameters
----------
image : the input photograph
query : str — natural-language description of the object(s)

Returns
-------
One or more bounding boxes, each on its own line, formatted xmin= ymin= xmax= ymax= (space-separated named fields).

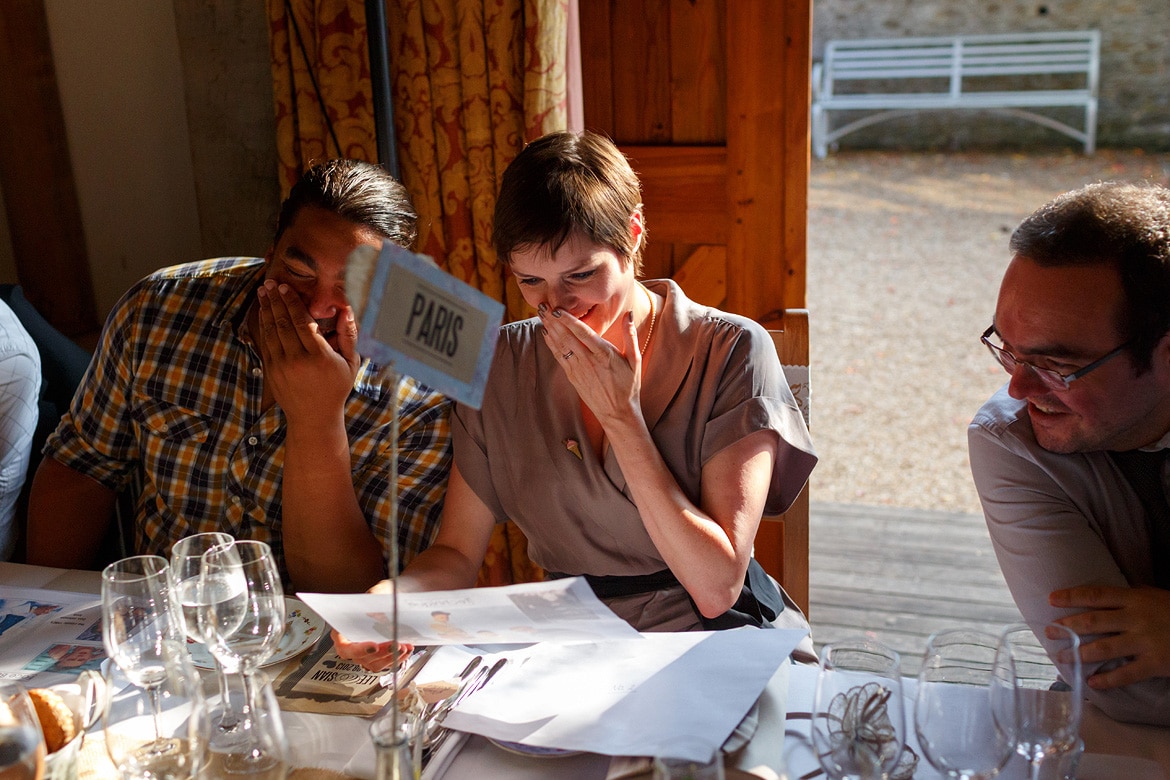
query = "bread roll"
xmin=28 ymin=688 xmax=76 ymax=753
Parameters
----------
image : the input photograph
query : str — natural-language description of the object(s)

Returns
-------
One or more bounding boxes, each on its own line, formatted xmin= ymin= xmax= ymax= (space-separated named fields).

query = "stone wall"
xmin=812 ymin=0 xmax=1170 ymax=152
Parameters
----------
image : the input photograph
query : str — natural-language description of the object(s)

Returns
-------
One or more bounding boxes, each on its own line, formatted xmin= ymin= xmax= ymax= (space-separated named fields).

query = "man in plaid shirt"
xmin=26 ymin=160 xmax=451 ymax=592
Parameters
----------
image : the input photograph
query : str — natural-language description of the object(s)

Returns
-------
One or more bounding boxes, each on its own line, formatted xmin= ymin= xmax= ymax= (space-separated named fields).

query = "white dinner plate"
xmin=187 ymin=597 xmax=325 ymax=670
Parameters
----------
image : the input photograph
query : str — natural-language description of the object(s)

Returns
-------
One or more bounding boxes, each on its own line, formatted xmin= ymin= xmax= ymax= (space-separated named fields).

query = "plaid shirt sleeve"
xmin=42 ymin=282 xmax=145 ymax=491
xmin=359 ymin=377 xmax=452 ymax=575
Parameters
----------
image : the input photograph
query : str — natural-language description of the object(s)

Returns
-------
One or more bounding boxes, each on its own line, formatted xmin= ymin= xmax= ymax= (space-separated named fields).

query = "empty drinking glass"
xmin=915 ymin=629 xmax=1016 ymax=779
xmin=198 ymin=540 xmax=286 ymax=772
xmin=102 ymin=640 xmax=208 ymax=780
xmin=170 ymin=531 xmax=243 ymax=748
xmin=811 ymin=638 xmax=912 ymax=780
xmin=997 ymin=624 xmax=1082 ymax=780
xmin=101 ymin=555 xmax=184 ymax=751
xmin=203 ymin=670 xmax=289 ymax=779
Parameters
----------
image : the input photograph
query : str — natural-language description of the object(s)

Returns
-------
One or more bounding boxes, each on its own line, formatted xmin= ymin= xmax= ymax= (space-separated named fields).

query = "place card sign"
xmin=352 ymin=241 xmax=503 ymax=408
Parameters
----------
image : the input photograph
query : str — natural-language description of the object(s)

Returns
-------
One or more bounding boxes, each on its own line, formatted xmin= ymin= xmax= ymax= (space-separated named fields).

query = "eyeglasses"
xmin=981 ymin=325 xmax=1131 ymax=391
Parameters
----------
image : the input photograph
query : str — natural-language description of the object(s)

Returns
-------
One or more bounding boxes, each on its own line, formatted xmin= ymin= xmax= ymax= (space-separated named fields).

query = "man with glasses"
xmin=969 ymin=181 xmax=1170 ymax=725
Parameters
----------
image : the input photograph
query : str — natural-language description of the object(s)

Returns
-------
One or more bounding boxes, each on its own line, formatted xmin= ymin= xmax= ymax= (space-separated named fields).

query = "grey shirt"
xmin=969 ymin=384 xmax=1170 ymax=725
xmin=454 ymin=280 xmax=817 ymax=630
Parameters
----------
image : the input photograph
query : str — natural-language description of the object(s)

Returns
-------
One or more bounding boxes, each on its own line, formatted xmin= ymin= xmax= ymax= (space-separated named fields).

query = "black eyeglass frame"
xmin=981 ymin=325 xmax=1132 ymax=391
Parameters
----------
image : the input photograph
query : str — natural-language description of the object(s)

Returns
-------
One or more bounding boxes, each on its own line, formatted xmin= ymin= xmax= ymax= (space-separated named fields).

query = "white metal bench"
xmin=811 ymin=30 xmax=1100 ymax=158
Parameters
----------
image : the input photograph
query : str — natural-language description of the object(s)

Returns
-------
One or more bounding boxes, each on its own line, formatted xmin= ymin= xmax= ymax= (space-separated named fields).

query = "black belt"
xmin=548 ymin=568 xmax=681 ymax=599
xmin=550 ymin=559 xmax=785 ymax=629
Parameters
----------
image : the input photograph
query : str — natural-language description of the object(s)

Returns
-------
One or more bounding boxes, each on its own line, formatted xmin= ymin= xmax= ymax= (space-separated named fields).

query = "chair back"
xmin=755 ymin=310 xmax=812 ymax=615
xmin=0 ymin=285 xmax=93 ymax=560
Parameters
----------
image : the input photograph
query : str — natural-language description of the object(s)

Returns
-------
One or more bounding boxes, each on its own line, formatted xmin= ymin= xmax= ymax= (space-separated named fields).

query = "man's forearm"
xmin=26 ymin=457 xmax=117 ymax=568
xmin=281 ymin=419 xmax=386 ymax=592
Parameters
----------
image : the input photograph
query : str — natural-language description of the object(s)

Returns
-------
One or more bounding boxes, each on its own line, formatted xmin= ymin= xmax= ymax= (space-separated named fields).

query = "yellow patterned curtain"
xmin=268 ymin=0 xmax=379 ymax=196
xmin=267 ymin=0 xmax=569 ymax=586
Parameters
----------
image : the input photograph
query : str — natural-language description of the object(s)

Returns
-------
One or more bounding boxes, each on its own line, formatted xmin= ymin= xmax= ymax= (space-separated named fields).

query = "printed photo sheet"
xmin=300 ymin=577 xmax=640 ymax=646
xmin=0 ymin=586 xmax=105 ymax=686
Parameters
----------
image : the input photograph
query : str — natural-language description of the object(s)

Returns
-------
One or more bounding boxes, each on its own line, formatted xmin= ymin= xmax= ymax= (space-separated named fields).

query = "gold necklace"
xmin=641 ymin=284 xmax=657 ymax=354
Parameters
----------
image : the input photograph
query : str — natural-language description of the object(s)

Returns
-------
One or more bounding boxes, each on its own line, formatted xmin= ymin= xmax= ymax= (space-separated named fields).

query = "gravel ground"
xmin=807 ymin=149 xmax=1170 ymax=514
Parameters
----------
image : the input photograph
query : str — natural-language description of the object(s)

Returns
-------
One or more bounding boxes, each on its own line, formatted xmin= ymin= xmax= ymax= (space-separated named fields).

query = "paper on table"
xmin=300 ymin=578 xmax=640 ymax=646
xmin=443 ymin=628 xmax=807 ymax=763
xmin=0 ymin=586 xmax=105 ymax=686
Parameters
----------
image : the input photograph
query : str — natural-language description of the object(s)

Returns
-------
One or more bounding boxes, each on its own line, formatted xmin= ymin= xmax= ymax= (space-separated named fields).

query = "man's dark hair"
xmin=275 ymin=159 xmax=418 ymax=248
xmin=1010 ymin=181 xmax=1170 ymax=372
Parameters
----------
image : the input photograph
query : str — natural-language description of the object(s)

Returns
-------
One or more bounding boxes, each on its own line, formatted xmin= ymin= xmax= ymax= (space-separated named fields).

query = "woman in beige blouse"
xmin=338 ymin=131 xmax=816 ymax=669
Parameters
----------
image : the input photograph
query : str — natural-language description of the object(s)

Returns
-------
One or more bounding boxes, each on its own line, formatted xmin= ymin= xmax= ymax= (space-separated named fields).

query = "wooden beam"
xmin=724 ymin=2 xmax=809 ymax=319
xmin=0 ymin=0 xmax=97 ymax=336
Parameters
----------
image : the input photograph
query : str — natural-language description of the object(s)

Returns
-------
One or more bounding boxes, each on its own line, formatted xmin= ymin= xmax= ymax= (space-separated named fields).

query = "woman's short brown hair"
xmin=493 ymin=131 xmax=645 ymax=273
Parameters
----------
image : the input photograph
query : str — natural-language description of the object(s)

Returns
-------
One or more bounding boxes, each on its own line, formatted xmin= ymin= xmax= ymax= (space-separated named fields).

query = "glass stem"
xmin=216 ymin=660 xmax=240 ymax=731
xmin=240 ymin=669 xmax=261 ymax=759
xmin=148 ymin=684 xmax=165 ymax=744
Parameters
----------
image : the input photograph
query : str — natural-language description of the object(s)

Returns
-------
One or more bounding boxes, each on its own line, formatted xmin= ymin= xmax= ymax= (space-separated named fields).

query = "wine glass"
xmin=102 ymin=640 xmax=208 ymax=780
xmin=915 ymin=629 xmax=1016 ymax=780
xmin=203 ymin=670 xmax=289 ymax=779
xmin=102 ymin=555 xmax=183 ymax=748
xmin=811 ymin=638 xmax=910 ymax=780
xmin=0 ymin=682 xmax=47 ymax=780
xmin=998 ymin=624 xmax=1082 ymax=780
xmin=198 ymin=540 xmax=286 ymax=771
xmin=169 ymin=531 xmax=243 ymax=746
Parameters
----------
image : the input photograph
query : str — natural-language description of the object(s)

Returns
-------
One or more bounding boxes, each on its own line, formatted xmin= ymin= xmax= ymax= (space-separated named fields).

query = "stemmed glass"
xmin=811 ymin=638 xmax=912 ymax=780
xmin=198 ymin=540 xmax=286 ymax=772
xmin=170 ymin=531 xmax=243 ymax=747
xmin=102 ymin=640 xmax=208 ymax=780
xmin=998 ymin=624 xmax=1083 ymax=780
xmin=915 ymin=629 xmax=1016 ymax=780
xmin=102 ymin=555 xmax=184 ymax=750
xmin=0 ymin=682 xmax=47 ymax=780
xmin=202 ymin=671 xmax=289 ymax=779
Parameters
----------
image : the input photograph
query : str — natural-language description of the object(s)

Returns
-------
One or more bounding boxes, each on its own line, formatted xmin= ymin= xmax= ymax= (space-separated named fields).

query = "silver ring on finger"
xmin=562 ymin=350 xmax=574 ymax=359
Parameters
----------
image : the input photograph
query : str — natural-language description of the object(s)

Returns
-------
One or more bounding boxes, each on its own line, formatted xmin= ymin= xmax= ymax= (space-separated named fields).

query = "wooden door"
xmin=578 ymin=0 xmax=810 ymax=321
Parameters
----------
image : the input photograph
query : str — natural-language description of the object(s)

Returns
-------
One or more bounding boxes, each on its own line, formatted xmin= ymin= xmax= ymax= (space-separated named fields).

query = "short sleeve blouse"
xmin=453 ymin=279 xmax=816 ymax=577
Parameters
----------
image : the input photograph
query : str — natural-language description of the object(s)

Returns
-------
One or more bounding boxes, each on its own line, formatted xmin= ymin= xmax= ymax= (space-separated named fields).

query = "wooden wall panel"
xmin=668 ymin=0 xmax=725 ymax=142
xmin=780 ymin=4 xmax=813 ymax=317
xmin=578 ymin=3 xmax=613 ymax=132
xmin=620 ymin=145 xmax=728 ymax=244
xmin=610 ymin=0 xmax=672 ymax=143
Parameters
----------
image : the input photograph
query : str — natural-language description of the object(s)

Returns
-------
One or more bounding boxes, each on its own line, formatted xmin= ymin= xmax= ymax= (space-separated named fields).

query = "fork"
xmin=421 ymin=657 xmax=508 ymax=763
